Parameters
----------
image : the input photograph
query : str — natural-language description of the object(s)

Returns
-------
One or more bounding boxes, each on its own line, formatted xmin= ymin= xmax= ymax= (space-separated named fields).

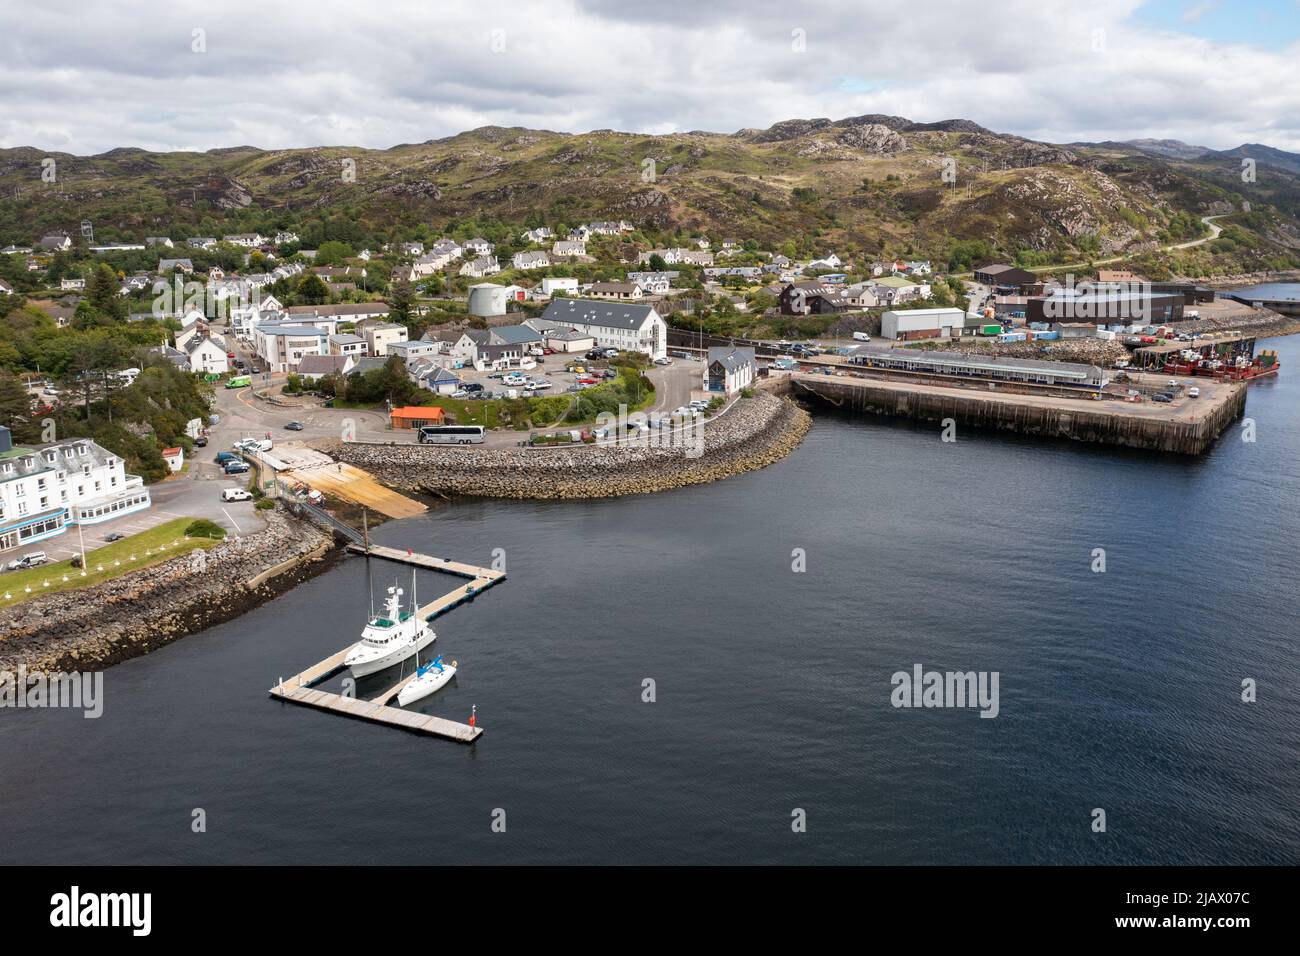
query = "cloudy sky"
xmin=1 ymin=0 xmax=1298 ymax=154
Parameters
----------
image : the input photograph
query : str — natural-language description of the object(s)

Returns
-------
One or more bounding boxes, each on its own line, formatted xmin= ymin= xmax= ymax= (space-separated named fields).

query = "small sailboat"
xmin=396 ymin=654 xmax=458 ymax=706
xmin=344 ymin=570 xmax=435 ymax=678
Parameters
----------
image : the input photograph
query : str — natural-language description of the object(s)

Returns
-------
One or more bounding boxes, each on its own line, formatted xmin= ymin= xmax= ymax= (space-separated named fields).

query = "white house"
xmin=0 ymin=427 xmax=151 ymax=552
xmin=552 ymin=240 xmax=586 ymax=257
xmin=540 ymin=277 xmax=579 ymax=297
xmin=223 ymin=233 xmax=265 ymax=248
xmin=459 ymin=255 xmax=501 ymax=278
xmin=704 ymin=346 xmax=756 ymax=396
xmin=185 ymin=337 xmax=229 ymax=375
xmin=296 ymin=354 xmax=356 ymax=382
xmin=161 ymin=447 xmax=184 ymax=473
xmin=539 ymin=299 xmax=667 ymax=360
xmin=522 ymin=227 xmax=554 ymax=243
xmin=463 ymin=238 xmax=493 ymax=256
xmin=512 ymin=251 xmax=550 ymax=270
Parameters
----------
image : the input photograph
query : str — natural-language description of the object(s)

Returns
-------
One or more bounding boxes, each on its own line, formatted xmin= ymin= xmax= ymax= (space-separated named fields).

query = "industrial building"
xmin=973 ymin=264 xmax=1037 ymax=291
xmin=1027 ymin=290 xmax=1184 ymax=325
xmin=846 ymin=344 xmax=1109 ymax=388
xmin=880 ymin=307 xmax=968 ymax=340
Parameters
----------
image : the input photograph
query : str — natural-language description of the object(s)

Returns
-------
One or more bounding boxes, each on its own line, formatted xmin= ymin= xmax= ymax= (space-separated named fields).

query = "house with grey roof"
xmin=297 ymin=354 xmax=356 ymax=381
xmin=539 ymin=298 xmax=667 ymax=360
xmin=704 ymin=346 xmax=756 ymax=395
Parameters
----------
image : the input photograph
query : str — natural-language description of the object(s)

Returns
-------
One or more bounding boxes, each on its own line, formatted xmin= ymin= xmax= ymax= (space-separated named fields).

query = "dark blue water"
xmin=3 ymin=339 xmax=1298 ymax=865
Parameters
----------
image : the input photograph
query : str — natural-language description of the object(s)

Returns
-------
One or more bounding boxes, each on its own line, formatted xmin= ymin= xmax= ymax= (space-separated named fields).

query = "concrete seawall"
xmin=788 ymin=375 xmax=1246 ymax=455
xmin=318 ymin=391 xmax=811 ymax=499
xmin=0 ymin=511 xmax=336 ymax=674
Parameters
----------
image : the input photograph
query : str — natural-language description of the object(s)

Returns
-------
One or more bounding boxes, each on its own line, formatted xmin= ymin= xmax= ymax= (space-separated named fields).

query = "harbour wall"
xmin=319 ymin=391 xmax=811 ymax=499
xmin=788 ymin=375 xmax=1246 ymax=455
xmin=0 ymin=511 xmax=336 ymax=674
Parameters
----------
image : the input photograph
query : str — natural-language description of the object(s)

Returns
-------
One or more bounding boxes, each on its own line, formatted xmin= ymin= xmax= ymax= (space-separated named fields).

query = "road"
xmin=952 ymin=215 xmax=1228 ymax=277
xmin=208 ymin=350 xmax=703 ymax=449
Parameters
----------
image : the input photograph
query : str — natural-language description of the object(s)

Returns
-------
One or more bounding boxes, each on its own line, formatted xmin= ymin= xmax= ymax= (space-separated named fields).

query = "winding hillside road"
xmin=956 ymin=214 xmax=1228 ymax=278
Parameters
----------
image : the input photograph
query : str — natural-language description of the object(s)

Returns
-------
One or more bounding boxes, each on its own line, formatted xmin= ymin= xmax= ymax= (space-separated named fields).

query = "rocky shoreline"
xmin=1 ymin=394 xmax=812 ymax=672
xmin=319 ymin=391 xmax=812 ymax=499
xmin=0 ymin=511 xmax=336 ymax=674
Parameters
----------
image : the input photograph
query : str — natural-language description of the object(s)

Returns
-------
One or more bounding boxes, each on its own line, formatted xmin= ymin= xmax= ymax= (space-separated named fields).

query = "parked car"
xmin=1188 ymin=387 xmax=1200 ymax=398
xmin=654 ymin=357 xmax=672 ymax=365
xmin=1152 ymin=393 xmax=1173 ymax=403
xmin=6 ymin=551 xmax=48 ymax=571
xmin=224 ymin=461 xmax=250 ymax=474
xmin=671 ymin=406 xmax=696 ymax=417
xmin=463 ymin=383 xmax=485 ymax=393
xmin=284 ymin=421 xmax=304 ymax=431
xmin=194 ymin=435 xmax=208 ymax=447
xmin=222 ymin=489 xmax=254 ymax=502
xmin=215 ymin=451 xmax=239 ymax=464
xmin=104 ymin=532 xmax=126 ymax=542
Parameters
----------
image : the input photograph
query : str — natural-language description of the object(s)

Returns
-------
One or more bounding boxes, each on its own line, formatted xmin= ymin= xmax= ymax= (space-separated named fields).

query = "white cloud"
xmin=0 ymin=0 xmax=1296 ymax=153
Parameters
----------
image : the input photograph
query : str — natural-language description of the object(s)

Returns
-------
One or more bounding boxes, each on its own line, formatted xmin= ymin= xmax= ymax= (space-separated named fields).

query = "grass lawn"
xmin=0 ymin=517 xmax=225 ymax=610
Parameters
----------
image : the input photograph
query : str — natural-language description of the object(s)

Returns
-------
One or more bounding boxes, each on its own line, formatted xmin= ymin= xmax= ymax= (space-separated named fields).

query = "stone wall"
xmin=319 ymin=392 xmax=811 ymax=499
xmin=0 ymin=511 xmax=335 ymax=674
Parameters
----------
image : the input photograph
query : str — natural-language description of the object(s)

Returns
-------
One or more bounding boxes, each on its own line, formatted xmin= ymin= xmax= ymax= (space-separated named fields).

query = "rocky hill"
xmin=3 ymin=116 xmax=1299 ymax=270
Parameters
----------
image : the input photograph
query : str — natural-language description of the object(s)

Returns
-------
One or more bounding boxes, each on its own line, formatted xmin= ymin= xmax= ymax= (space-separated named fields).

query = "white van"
xmin=222 ymin=489 xmax=254 ymax=502
xmin=7 ymin=551 xmax=47 ymax=571
xmin=852 ymin=331 xmax=871 ymax=342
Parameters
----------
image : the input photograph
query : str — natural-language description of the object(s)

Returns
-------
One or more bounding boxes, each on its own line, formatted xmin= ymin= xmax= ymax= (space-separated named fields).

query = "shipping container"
xmin=979 ymin=324 xmax=1001 ymax=336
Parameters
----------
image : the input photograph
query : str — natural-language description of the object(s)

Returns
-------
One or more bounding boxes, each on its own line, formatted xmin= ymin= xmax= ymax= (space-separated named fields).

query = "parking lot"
xmin=3 ymin=470 xmax=263 ymax=567
xmin=447 ymin=349 xmax=647 ymax=399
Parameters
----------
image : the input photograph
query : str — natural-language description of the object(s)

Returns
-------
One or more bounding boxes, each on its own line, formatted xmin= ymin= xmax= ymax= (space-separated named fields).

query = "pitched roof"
xmin=298 ymin=355 xmax=352 ymax=376
xmin=541 ymin=298 xmax=658 ymax=330
xmin=490 ymin=325 xmax=543 ymax=345
xmin=708 ymin=346 xmax=756 ymax=372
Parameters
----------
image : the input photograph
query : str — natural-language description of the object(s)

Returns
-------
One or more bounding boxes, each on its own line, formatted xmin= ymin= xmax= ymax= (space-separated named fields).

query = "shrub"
xmin=254 ymin=499 xmax=275 ymax=511
xmin=184 ymin=519 xmax=227 ymax=540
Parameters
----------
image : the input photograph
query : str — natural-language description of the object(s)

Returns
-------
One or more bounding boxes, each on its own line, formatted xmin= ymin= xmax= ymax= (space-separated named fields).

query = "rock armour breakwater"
xmin=0 ymin=512 xmax=334 ymax=673
xmin=319 ymin=392 xmax=811 ymax=499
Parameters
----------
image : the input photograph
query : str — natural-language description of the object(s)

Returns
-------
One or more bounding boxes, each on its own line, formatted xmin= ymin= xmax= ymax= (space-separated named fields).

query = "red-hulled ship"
xmin=1164 ymin=349 xmax=1280 ymax=382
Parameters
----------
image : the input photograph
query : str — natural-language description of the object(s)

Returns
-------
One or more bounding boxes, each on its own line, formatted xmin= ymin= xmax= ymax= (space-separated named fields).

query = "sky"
xmin=1 ymin=0 xmax=1298 ymax=155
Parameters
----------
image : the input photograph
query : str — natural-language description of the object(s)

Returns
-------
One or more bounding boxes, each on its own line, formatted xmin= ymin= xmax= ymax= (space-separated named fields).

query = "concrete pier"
xmin=787 ymin=370 xmax=1246 ymax=455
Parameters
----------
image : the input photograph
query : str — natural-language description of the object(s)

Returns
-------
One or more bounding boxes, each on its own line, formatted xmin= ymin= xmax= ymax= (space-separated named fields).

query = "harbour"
xmin=778 ymin=365 xmax=1247 ymax=455
xmin=267 ymin=540 xmax=504 ymax=743
xmin=5 ymin=340 xmax=1299 ymax=865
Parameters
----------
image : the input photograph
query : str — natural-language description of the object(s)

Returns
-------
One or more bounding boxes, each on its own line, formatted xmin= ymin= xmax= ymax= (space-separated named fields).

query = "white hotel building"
xmin=0 ymin=427 xmax=151 ymax=552
xmin=538 ymin=299 xmax=667 ymax=360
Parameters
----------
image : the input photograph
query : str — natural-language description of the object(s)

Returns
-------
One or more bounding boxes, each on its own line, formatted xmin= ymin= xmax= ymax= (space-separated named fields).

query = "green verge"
xmin=0 ymin=517 xmax=225 ymax=610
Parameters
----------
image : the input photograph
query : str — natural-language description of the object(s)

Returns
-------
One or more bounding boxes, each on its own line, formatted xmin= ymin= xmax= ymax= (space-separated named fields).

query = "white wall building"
xmin=539 ymin=299 xmax=667 ymax=360
xmin=0 ymin=427 xmax=152 ymax=552
xmin=880 ymin=307 xmax=967 ymax=340
xmin=253 ymin=324 xmax=328 ymax=372
xmin=704 ymin=346 xmax=756 ymax=395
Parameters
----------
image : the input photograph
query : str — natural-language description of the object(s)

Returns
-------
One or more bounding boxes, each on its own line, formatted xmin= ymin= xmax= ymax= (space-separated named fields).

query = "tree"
xmin=316 ymin=240 xmax=354 ymax=265
xmin=296 ymin=273 xmax=330 ymax=305
xmin=88 ymin=263 xmax=126 ymax=321
xmin=390 ymin=276 xmax=414 ymax=325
